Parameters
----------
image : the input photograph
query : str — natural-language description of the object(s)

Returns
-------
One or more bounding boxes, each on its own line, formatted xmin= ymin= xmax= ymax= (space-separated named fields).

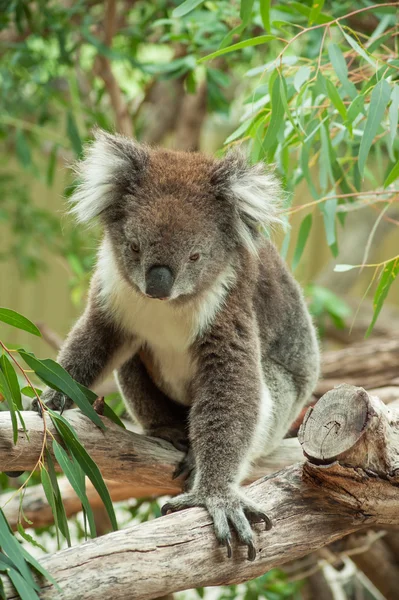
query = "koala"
xmin=36 ymin=130 xmax=320 ymax=561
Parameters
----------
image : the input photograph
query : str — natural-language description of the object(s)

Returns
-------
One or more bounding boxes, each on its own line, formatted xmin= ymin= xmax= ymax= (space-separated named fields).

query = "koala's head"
xmin=70 ymin=130 xmax=282 ymax=302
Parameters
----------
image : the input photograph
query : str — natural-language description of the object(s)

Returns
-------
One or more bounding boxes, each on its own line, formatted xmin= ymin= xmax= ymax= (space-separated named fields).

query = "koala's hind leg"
xmin=116 ymin=354 xmax=190 ymax=453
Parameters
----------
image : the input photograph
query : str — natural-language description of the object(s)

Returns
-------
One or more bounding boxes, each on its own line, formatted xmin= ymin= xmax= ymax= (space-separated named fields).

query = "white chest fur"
xmin=97 ymin=241 xmax=235 ymax=404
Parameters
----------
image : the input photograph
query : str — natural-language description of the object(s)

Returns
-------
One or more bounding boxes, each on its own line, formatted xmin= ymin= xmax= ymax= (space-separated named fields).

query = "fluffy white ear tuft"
xmin=69 ymin=130 xmax=147 ymax=224
xmin=219 ymin=151 xmax=283 ymax=254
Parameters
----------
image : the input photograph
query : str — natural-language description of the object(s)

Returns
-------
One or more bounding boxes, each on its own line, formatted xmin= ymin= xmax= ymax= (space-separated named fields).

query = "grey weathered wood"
xmin=2 ymin=385 xmax=399 ymax=600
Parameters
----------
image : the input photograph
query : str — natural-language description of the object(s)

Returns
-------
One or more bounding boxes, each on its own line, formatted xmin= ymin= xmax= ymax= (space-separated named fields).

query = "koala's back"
xmin=253 ymin=241 xmax=319 ymax=443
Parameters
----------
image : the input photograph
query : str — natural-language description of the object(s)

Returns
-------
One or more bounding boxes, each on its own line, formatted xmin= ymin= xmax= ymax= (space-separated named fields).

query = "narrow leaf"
xmin=18 ymin=352 xmax=105 ymax=430
xmin=40 ymin=467 xmax=60 ymax=548
xmin=259 ymin=0 xmax=271 ymax=32
xmin=0 ymin=370 xmax=19 ymax=444
xmin=45 ymin=452 xmax=71 ymax=546
xmin=293 ymin=66 xmax=311 ymax=93
xmin=172 ymin=0 xmax=204 ymax=18
xmin=384 ymin=157 xmax=399 ymax=188
xmin=389 ymin=85 xmax=399 ymax=151
xmin=328 ymin=44 xmax=357 ymax=100
xmin=15 ymin=130 xmax=32 ymax=169
xmin=8 ymin=568 xmax=40 ymax=600
xmin=358 ymin=79 xmax=391 ymax=176
xmin=53 ymin=440 xmax=97 ymax=538
xmin=66 ymin=112 xmax=82 ymax=157
xmin=309 ymin=0 xmax=325 ymax=25
xmin=0 ymin=355 xmax=22 ymax=410
xmin=292 ymin=214 xmax=312 ymax=271
xmin=334 ymin=264 xmax=357 ymax=272
xmin=16 ymin=525 xmax=46 ymax=554
xmin=199 ymin=35 xmax=275 ymax=62
xmin=321 ymin=196 xmax=338 ymax=256
xmin=262 ymin=74 xmax=285 ymax=151
xmin=0 ymin=510 xmax=37 ymax=590
xmin=366 ymin=258 xmax=399 ymax=336
xmin=0 ymin=308 xmax=41 ymax=336
xmin=342 ymin=30 xmax=376 ymax=68
xmin=325 ymin=78 xmax=347 ymax=120
xmin=50 ymin=412 xmax=118 ymax=531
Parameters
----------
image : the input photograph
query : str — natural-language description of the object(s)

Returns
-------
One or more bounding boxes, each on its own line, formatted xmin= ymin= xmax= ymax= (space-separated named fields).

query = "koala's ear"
xmin=69 ymin=129 xmax=149 ymax=223
xmin=213 ymin=150 xmax=283 ymax=253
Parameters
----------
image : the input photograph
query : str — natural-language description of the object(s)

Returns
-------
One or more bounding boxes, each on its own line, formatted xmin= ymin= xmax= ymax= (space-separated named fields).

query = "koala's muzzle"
xmin=145 ymin=266 xmax=174 ymax=299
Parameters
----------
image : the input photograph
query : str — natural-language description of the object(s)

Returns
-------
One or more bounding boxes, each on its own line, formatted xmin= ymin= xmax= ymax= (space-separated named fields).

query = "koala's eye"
xmin=189 ymin=253 xmax=200 ymax=262
xmin=131 ymin=241 xmax=140 ymax=253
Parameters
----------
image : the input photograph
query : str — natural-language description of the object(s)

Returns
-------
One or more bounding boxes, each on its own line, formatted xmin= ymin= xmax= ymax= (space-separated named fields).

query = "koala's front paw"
xmin=146 ymin=426 xmax=189 ymax=454
xmin=32 ymin=389 xmax=73 ymax=415
xmin=161 ymin=489 xmax=272 ymax=561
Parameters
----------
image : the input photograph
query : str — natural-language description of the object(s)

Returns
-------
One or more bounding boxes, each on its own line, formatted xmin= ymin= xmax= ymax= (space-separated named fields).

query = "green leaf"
xmin=18 ymin=544 xmax=61 ymax=592
xmin=7 ymin=568 xmax=40 ymax=600
xmin=0 ymin=308 xmax=41 ymax=336
xmin=384 ymin=157 xmax=399 ymax=188
xmin=0 ymin=355 xmax=22 ymax=410
xmin=292 ymin=214 xmax=312 ymax=271
xmin=262 ymin=74 xmax=285 ymax=152
xmin=325 ymin=78 xmax=347 ymax=120
xmin=53 ymin=440 xmax=97 ymax=538
xmin=46 ymin=144 xmax=59 ymax=186
xmin=334 ymin=264 xmax=357 ymax=272
xmin=240 ymin=0 xmax=255 ymax=23
xmin=0 ymin=369 xmax=19 ymax=444
xmin=389 ymin=86 xmax=399 ymax=152
xmin=40 ymin=466 xmax=60 ymax=548
xmin=20 ymin=386 xmax=42 ymax=399
xmin=341 ymin=30 xmax=376 ymax=68
xmin=367 ymin=258 xmax=399 ymax=336
xmin=172 ymin=0 xmax=204 ymax=18
xmin=358 ymin=79 xmax=391 ymax=176
xmin=293 ymin=66 xmax=311 ymax=93
xmin=320 ymin=196 xmax=338 ymax=256
xmin=224 ymin=118 xmax=253 ymax=144
xmin=259 ymin=0 xmax=271 ymax=32
xmin=45 ymin=452 xmax=71 ymax=546
xmin=199 ymin=35 xmax=275 ymax=62
xmin=50 ymin=412 xmax=118 ymax=531
xmin=16 ymin=524 xmax=46 ymax=554
xmin=66 ymin=112 xmax=82 ymax=157
xmin=309 ymin=0 xmax=325 ymax=25
xmin=347 ymin=94 xmax=365 ymax=124
xmin=328 ymin=44 xmax=357 ymax=100
xmin=15 ymin=130 xmax=32 ymax=169
xmin=300 ymin=143 xmax=318 ymax=200
xmin=18 ymin=352 xmax=105 ymax=430
xmin=0 ymin=510 xmax=38 ymax=591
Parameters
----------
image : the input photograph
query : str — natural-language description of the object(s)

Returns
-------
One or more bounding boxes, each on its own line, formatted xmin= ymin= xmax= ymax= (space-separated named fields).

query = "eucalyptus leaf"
xmin=0 ymin=309 xmax=41 ymax=337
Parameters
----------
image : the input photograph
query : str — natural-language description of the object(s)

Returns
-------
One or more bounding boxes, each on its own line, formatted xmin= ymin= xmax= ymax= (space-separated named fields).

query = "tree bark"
xmin=2 ymin=385 xmax=399 ymax=599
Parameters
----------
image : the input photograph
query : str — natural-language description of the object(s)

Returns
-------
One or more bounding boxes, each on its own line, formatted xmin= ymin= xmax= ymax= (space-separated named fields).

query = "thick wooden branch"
xmin=2 ymin=385 xmax=399 ymax=599
xmin=317 ymin=337 xmax=399 ymax=395
xmin=0 ymin=410 xmax=302 ymax=489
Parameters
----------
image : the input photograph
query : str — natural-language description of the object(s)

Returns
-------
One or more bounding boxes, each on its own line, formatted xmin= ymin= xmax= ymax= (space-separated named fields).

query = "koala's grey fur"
xmin=37 ymin=130 xmax=320 ymax=560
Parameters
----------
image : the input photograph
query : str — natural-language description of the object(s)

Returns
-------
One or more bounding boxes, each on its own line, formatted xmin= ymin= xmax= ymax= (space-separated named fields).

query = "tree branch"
xmin=1 ymin=385 xmax=399 ymax=599
xmin=93 ymin=0 xmax=133 ymax=137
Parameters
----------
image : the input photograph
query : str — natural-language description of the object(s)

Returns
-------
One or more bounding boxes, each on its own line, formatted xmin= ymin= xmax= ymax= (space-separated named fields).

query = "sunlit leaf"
xmin=0 ymin=309 xmax=41 ymax=336
xmin=325 ymin=78 xmax=347 ymax=120
xmin=320 ymin=196 xmax=338 ymax=256
xmin=358 ymin=79 xmax=391 ymax=176
xmin=262 ymin=74 xmax=285 ymax=152
xmin=334 ymin=264 xmax=357 ymax=272
xmin=309 ymin=0 xmax=325 ymax=25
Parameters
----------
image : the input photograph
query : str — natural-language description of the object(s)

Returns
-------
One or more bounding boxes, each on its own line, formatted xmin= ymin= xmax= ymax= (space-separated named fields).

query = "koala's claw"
xmin=161 ymin=491 xmax=271 ymax=561
xmin=32 ymin=391 xmax=72 ymax=415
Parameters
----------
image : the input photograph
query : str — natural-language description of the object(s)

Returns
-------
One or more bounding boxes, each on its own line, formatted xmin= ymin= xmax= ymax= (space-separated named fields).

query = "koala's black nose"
xmin=145 ymin=266 xmax=174 ymax=299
